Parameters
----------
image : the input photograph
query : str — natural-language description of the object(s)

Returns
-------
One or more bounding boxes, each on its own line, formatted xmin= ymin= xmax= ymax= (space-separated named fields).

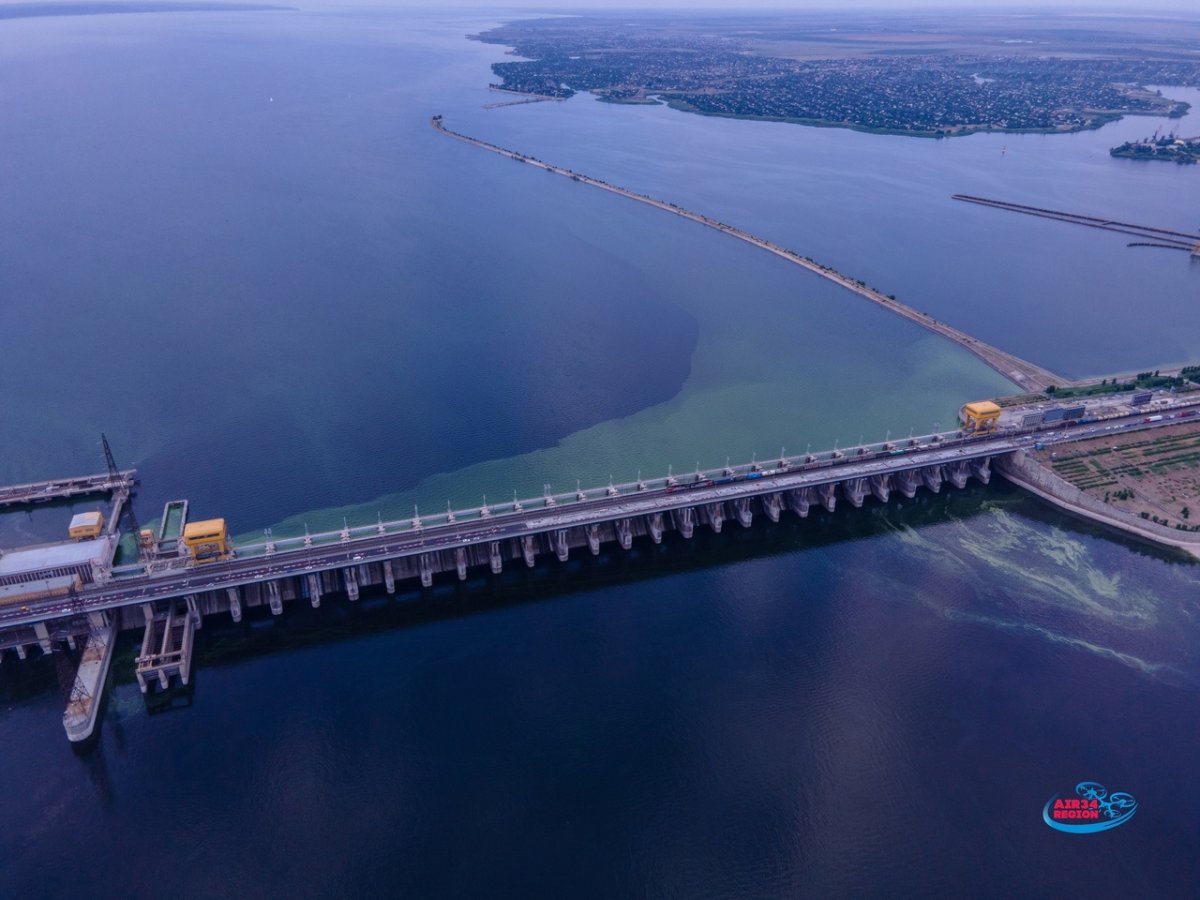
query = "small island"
xmin=1111 ymin=134 xmax=1200 ymax=165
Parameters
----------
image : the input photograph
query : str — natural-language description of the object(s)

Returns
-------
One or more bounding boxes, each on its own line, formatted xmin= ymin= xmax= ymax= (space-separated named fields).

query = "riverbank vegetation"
xmin=1045 ymin=371 xmax=1197 ymax=399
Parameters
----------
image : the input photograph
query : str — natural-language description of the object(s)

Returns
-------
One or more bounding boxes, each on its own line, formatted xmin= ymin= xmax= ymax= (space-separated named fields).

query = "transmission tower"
xmin=100 ymin=433 xmax=141 ymax=547
xmin=101 ymin=432 xmax=120 ymax=479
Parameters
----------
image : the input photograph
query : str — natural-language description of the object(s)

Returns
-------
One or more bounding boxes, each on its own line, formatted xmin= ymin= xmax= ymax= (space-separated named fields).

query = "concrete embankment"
xmin=430 ymin=117 xmax=1066 ymax=393
xmin=997 ymin=450 xmax=1200 ymax=559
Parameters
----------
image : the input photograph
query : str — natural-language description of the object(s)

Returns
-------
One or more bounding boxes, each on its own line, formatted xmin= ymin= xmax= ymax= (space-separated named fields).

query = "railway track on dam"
xmin=430 ymin=116 xmax=1068 ymax=392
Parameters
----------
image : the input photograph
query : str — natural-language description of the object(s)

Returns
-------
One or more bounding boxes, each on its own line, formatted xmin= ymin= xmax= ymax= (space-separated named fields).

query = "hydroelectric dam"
xmin=2 ymin=404 xmax=1195 ymax=742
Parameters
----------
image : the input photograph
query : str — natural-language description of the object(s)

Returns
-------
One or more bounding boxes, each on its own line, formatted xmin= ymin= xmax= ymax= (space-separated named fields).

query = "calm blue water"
xmin=468 ymin=74 xmax=1200 ymax=381
xmin=1 ymin=7 xmax=1199 ymax=897
xmin=3 ymin=484 xmax=1199 ymax=896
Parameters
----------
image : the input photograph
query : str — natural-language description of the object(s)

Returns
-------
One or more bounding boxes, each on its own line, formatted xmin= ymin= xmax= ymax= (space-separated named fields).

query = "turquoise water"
xmin=1 ymin=8 xmax=1199 ymax=896
xmin=0 ymin=5 xmax=1016 ymax=534
xmin=2 ymin=8 xmax=1197 ymax=535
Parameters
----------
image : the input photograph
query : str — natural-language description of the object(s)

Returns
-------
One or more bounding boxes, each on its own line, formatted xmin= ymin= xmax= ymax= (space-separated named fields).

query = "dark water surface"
xmin=2 ymin=7 xmax=1199 ymax=897
xmin=2 ymin=485 xmax=1199 ymax=897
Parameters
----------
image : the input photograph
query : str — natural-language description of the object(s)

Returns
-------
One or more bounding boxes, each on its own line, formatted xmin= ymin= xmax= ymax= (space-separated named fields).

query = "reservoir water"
xmin=0 ymin=7 xmax=1198 ymax=895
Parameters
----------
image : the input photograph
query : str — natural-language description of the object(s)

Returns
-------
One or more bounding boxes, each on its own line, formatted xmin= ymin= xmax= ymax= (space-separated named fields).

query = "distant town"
xmin=476 ymin=14 xmax=1200 ymax=137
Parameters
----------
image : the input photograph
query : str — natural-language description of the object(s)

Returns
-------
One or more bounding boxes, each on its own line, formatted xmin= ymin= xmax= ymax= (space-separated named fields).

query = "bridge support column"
xmin=674 ymin=507 xmax=695 ymax=539
xmin=307 ymin=574 xmax=322 ymax=608
xmin=586 ymin=525 xmax=600 ymax=556
xmin=921 ymin=465 xmax=944 ymax=494
xmin=647 ymin=513 xmax=664 ymax=544
xmin=226 ymin=586 xmax=242 ymax=622
xmin=522 ymin=536 xmax=537 ymax=568
xmin=383 ymin=560 xmax=396 ymax=594
xmin=948 ymin=461 xmax=970 ymax=490
xmin=616 ymin=519 xmax=633 ymax=550
xmin=787 ymin=488 xmax=810 ymax=518
xmin=554 ymin=530 xmax=569 ymax=562
xmin=970 ymin=456 xmax=992 ymax=485
xmin=896 ymin=469 xmax=919 ymax=498
xmin=704 ymin=503 xmax=723 ymax=534
xmin=763 ymin=493 xmax=781 ymax=523
xmin=843 ymin=478 xmax=866 ymax=508
xmin=455 ymin=548 xmax=468 ymax=580
xmin=267 ymin=580 xmax=284 ymax=614
xmin=15 ymin=644 xmax=27 ymax=660
xmin=33 ymin=622 xmax=52 ymax=655
xmin=341 ymin=567 xmax=359 ymax=602
xmin=734 ymin=498 xmax=752 ymax=528
xmin=818 ymin=483 xmax=836 ymax=512
xmin=186 ymin=594 xmax=201 ymax=629
xmin=419 ymin=554 xmax=434 ymax=587
xmin=869 ymin=474 xmax=891 ymax=503
xmin=489 ymin=542 xmax=503 ymax=574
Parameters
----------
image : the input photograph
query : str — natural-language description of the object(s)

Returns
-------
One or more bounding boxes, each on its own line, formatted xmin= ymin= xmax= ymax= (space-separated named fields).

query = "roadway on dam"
xmin=0 ymin=407 xmax=1186 ymax=631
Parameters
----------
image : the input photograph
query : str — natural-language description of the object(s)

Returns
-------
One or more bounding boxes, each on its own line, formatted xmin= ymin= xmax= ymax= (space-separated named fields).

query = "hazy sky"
xmin=426 ymin=1 xmax=1197 ymax=9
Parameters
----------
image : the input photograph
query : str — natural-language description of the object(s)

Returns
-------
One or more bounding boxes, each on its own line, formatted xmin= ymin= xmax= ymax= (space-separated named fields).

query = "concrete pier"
xmin=553 ymin=529 xmax=570 ymax=561
xmin=971 ymin=457 xmax=992 ymax=484
xmin=0 ymin=469 xmax=136 ymax=509
xmin=843 ymin=478 xmax=866 ymax=508
xmin=948 ymin=461 xmax=970 ymax=490
xmin=674 ymin=506 xmax=695 ymax=539
xmin=788 ymin=488 xmax=811 ymax=517
xmin=762 ymin=493 xmax=781 ymax=523
xmin=921 ymin=466 xmax=944 ymax=494
xmin=706 ymin=503 xmax=724 ymax=533
xmin=227 ymin=586 xmax=242 ymax=622
xmin=616 ymin=519 xmax=633 ymax=550
xmin=870 ymin=474 xmax=891 ymax=503
xmin=268 ymin=579 xmax=284 ymax=613
xmin=135 ymin=601 xmax=196 ymax=693
xmin=63 ymin=613 xmax=118 ymax=742
xmin=647 ymin=512 xmax=665 ymax=542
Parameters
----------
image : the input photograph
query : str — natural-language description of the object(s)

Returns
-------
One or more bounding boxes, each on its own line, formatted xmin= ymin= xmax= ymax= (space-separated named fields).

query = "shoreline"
xmin=997 ymin=450 xmax=1200 ymax=561
xmin=663 ymin=99 xmax=1134 ymax=139
xmin=430 ymin=115 xmax=1067 ymax=392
